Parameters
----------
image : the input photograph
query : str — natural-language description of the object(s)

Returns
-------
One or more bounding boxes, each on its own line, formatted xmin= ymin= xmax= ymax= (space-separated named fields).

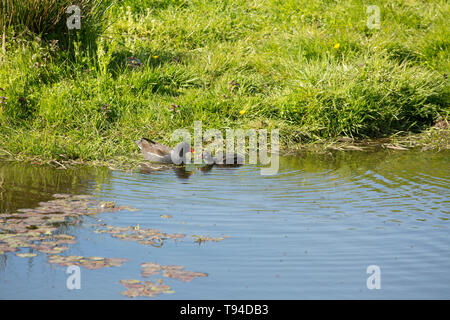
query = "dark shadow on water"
xmin=0 ymin=162 xmax=112 ymax=214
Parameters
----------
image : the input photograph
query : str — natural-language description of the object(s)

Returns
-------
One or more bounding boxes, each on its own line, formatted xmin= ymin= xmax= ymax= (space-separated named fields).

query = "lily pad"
xmin=0 ymin=244 xmax=17 ymax=252
xmin=162 ymin=268 xmax=208 ymax=282
xmin=16 ymin=253 xmax=37 ymax=258
xmin=87 ymin=256 xmax=104 ymax=261
xmin=94 ymin=223 xmax=186 ymax=247
xmin=140 ymin=262 xmax=208 ymax=282
xmin=48 ymin=255 xmax=129 ymax=270
xmin=141 ymin=262 xmax=162 ymax=277
xmin=99 ymin=201 xmax=115 ymax=209
xmin=192 ymin=235 xmax=230 ymax=243
xmin=1 ymin=194 xmax=138 ymax=263
xmin=52 ymin=194 xmax=71 ymax=199
xmin=119 ymin=279 xmax=174 ymax=298
xmin=117 ymin=206 xmax=139 ymax=212
xmin=107 ymin=257 xmax=129 ymax=267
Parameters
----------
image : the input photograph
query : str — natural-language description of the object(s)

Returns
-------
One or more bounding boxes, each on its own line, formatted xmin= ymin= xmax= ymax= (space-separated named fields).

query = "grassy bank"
xmin=0 ymin=0 xmax=449 ymax=165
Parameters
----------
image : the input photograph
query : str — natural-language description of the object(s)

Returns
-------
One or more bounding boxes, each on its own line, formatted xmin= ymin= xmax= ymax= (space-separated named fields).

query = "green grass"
xmin=0 ymin=0 xmax=449 ymax=163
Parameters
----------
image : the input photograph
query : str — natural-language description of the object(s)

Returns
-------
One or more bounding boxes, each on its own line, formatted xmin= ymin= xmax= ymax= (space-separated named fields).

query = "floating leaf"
xmin=95 ymin=223 xmax=185 ymax=247
xmin=1 ymin=194 xmax=138 ymax=263
xmin=99 ymin=201 xmax=115 ymax=209
xmin=16 ymin=253 xmax=37 ymax=258
xmin=52 ymin=194 xmax=71 ymax=199
xmin=160 ymin=265 xmax=207 ymax=282
xmin=87 ymin=256 xmax=104 ymax=261
xmin=120 ymin=279 xmax=142 ymax=289
xmin=107 ymin=257 xmax=129 ymax=267
xmin=117 ymin=206 xmax=139 ymax=212
xmin=141 ymin=262 xmax=162 ymax=277
xmin=0 ymin=244 xmax=17 ymax=252
xmin=119 ymin=279 xmax=174 ymax=298
xmin=121 ymin=288 xmax=141 ymax=298
xmin=48 ymin=255 xmax=128 ymax=270
xmin=138 ymin=239 xmax=163 ymax=247
xmin=166 ymin=233 xmax=185 ymax=241
xmin=192 ymin=235 xmax=229 ymax=243
xmin=140 ymin=262 xmax=208 ymax=282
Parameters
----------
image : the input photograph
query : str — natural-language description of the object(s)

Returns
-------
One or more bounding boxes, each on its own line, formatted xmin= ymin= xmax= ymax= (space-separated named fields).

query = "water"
xmin=0 ymin=150 xmax=449 ymax=299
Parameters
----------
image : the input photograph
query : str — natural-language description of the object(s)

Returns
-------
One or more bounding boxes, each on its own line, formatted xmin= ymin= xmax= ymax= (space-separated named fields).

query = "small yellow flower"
xmin=152 ymin=55 xmax=158 ymax=59
xmin=239 ymin=109 xmax=246 ymax=115
xmin=333 ymin=43 xmax=340 ymax=50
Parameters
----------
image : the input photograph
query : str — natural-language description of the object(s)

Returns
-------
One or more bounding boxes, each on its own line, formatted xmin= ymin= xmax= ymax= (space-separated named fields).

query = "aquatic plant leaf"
xmin=55 ymin=239 xmax=77 ymax=245
xmin=47 ymin=255 xmax=128 ymax=269
xmin=52 ymin=194 xmax=71 ymax=199
xmin=95 ymin=223 xmax=186 ymax=248
xmin=81 ymin=261 xmax=106 ymax=270
xmin=162 ymin=269 xmax=208 ymax=282
xmin=46 ymin=216 xmax=67 ymax=223
xmin=166 ymin=233 xmax=185 ymax=241
xmin=192 ymin=235 xmax=229 ymax=243
xmin=0 ymin=244 xmax=18 ymax=252
xmin=117 ymin=206 xmax=139 ymax=212
xmin=138 ymin=239 xmax=163 ymax=247
xmin=16 ymin=253 xmax=37 ymax=258
xmin=1 ymin=194 xmax=139 ymax=266
xmin=34 ymin=245 xmax=69 ymax=254
xmin=120 ymin=279 xmax=143 ymax=289
xmin=119 ymin=279 xmax=174 ymax=298
xmin=107 ymin=257 xmax=130 ymax=266
xmin=87 ymin=256 xmax=104 ymax=261
xmin=99 ymin=201 xmax=115 ymax=209
xmin=121 ymin=288 xmax=141 ymax=298
xmin=140 ymin=262 xmax=208 ymax=282
xmin=141 ymin=262 xmax=162 ymax=277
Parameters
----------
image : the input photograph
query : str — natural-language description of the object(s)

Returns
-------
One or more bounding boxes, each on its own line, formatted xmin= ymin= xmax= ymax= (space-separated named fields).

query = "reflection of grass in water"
xmin=0 ymin=162 xmax=111 ymax=213
xmin=280 ymin=149 xmax=450 ymax=181
xmin=0 ymin=253 xmax=6 ymax=272
xmin=280 ymin=150 xmax=392 ymax=174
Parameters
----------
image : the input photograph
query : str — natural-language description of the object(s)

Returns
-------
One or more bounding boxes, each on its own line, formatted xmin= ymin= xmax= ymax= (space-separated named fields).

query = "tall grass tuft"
xmin=0 ymin=0 xmax=116 ymax=51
